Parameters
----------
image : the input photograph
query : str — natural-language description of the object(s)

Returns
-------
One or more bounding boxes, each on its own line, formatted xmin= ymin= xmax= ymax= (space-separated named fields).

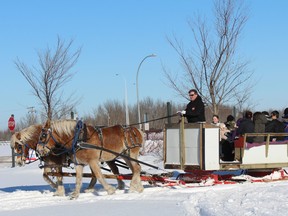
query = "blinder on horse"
xmin=37 ymin=122 xmax=84 ymax=157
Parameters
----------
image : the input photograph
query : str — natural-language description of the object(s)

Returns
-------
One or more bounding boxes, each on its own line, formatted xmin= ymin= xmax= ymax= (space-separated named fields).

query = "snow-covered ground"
xmin=1 ymin=141 xmax=288 ymax=216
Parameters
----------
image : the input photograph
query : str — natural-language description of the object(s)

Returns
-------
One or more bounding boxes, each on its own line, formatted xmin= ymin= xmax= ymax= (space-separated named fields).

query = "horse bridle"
xmin=14 ymin=142 xmax=25 ymax=157
xmin=38 ymin=127 xmax=75 ymax=156
xmin=14 ymin=141 xmax=33 ymax=163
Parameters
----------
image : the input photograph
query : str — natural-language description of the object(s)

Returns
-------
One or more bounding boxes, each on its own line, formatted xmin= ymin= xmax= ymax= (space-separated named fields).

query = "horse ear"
xmin=44 ymin=119 xmax=51 ymax=128
xmin=15 ymin=132 xmax=21 ymax=140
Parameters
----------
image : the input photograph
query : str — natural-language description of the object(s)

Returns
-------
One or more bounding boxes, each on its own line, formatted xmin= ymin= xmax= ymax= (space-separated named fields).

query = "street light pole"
xmin=136 ymin=54 xmax=156 ymax=130
xmin=116 ymin=74 xmax=130 ymax=126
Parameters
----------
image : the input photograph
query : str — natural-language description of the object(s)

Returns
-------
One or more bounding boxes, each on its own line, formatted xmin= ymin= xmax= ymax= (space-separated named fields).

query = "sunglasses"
xmin=189 ymin=94 xmax=195 ymax=96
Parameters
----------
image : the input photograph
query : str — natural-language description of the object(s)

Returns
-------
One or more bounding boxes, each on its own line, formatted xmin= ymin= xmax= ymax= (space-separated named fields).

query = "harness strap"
xmin=120 ymin=126 xmax=142 ymax=157
xmin=95 ymin=127 xmax=104 ymax=161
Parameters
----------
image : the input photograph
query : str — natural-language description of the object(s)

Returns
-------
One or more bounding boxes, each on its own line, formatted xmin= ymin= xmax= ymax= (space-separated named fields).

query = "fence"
xmin=0 ymin=141 xmax=15 ymax=167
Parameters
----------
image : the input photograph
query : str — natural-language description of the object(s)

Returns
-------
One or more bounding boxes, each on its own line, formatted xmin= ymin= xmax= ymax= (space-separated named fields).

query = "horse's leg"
xmin=84 ymin=167 xmax=97 ymax=193
xmin=106 ymin=160 xmax=125 ymax=190
xmin=89 ymin=161 xmax=116 ymax=195
xmin=123 ymin=155 xmax=143 ymax=193
xmin=70 ymin=164 xmax=84 ymax=199
xmin=43 ymin=167 xmax=57 ymax=189
xmin=54 ymin=166 xmax=65 ymax=196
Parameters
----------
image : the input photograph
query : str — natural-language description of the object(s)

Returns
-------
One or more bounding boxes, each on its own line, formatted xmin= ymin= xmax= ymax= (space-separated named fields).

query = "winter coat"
xmin=265 ymin=119 xmax=285 ymax=141
xmin=236 ymin=118 xmax=255 ymax=143
xmin=184 ymin=95 xmax=206 ymax=123
xmin=283 ymin=120 xmax=288 ymax=140
xmin=253 ymin=113 xmax=267 ymax=143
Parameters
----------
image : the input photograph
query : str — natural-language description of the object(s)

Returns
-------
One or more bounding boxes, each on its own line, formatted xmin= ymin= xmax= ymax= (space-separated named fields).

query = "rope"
xmin=128 ymin=113 xmax=179 ymax=127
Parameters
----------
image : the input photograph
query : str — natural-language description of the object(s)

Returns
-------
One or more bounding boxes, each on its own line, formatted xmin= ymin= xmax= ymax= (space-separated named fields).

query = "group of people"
xmin=178 ymin=88 xmax=288 ymax=161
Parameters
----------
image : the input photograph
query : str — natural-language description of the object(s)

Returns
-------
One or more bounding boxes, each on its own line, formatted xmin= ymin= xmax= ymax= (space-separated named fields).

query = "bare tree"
xmin=164 ymin=0 xmax=253 ymax=115
xmin=15 ymin=36 xmax=81 ymax=120
xmin=87 ymin=97 xmax=182 ymax=130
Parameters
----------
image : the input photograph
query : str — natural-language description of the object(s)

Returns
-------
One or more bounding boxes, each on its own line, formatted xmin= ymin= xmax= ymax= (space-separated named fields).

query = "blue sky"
xmin=0 ymin=0 xmax=287 ymax=130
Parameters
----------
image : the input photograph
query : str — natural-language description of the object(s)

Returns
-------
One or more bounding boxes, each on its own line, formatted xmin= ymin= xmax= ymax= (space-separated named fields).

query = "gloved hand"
xmin=177 ymin=110 xmax=186 ymax=116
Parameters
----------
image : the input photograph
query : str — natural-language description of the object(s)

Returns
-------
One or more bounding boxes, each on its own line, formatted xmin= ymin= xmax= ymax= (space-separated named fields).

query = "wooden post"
xmin=166 ymin=102 xmax=172 ymax=126
xmin=179 ymin=116 xmax=185 ymax=170
xmin=199 ymin=123 xmax=203 ymax=170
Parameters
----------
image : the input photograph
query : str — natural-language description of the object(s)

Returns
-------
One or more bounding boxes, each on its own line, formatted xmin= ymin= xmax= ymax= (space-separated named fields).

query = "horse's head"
xmin=37 ymin=120 xmax=54 ymax=157
xmin=37 ymin=119 xmax=75 ymax=157
xmin=10 ymin=132 xmax=29 ymax=166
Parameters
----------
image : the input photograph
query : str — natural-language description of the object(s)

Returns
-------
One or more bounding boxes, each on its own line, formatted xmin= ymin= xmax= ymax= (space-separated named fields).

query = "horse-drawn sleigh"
xmin=10 ymin=117 xmax=288 ymax=199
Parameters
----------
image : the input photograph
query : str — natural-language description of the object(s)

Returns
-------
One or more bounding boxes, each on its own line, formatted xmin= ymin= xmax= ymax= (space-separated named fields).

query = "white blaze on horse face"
xmin=37 ymin=128 xmax=52 ymax=156
xmin=36 ymin=144 xmax=45 ymax=156
xmin=16 ymin=156 xmax=25 ymax=166
xmin=15 ymin=145 xmax=26 ymax=167
xmin=36 ymin=143 xmax=51 ymax=157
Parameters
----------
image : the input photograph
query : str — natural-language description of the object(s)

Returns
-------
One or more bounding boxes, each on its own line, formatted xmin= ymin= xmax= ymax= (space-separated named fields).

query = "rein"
xmin=38 ymin=120 xmax=85 ymax=167
xmin=39 ymin=128 xmax=75 ymax=157
xmin=127 ymin=113 xmax=178 ymax=127
xmin=15 ymin=143 xmax=39 ymax=164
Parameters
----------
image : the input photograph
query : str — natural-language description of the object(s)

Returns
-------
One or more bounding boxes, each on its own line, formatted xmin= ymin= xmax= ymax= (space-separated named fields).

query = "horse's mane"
xmin=10 ymin=124 xmax=42 ymax=147
xmin=50 ymin=119 xmax=77 ymax=136
xmin=10 ymin=133 xmax=19 ymax=148
xmin=19 ymin=124 xmax=42 ymax=143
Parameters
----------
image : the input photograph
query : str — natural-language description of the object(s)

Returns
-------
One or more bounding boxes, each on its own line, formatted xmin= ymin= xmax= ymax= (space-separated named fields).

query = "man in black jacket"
xmin=237 ymin=110 xmax=255 ymax=143
xmin=181 ymin=89 xmax=206 ymax=123
xmin=265 ymin=110 xmax=285 ymax=141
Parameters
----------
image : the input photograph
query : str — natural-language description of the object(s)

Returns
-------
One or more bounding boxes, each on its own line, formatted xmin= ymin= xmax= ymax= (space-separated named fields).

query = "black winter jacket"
xmin=265 ymin=119 xmax=285 ymax=141
xmin=184 ymin=95 xmax=206 ymax=123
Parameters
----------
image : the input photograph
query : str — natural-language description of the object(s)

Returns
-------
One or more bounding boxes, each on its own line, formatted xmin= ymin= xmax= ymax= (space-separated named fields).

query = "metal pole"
xmin=124 ymin=79 xmax=129 ymax=126
xmin=136 ymin=54 xmax=156 ymax=130
xmin=11 ymin=147 xmax=15 ymax=168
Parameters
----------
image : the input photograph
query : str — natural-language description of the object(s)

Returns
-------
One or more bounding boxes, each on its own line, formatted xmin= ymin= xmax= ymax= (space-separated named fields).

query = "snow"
xmin=1 ymin=141 xmax=288 ymax=216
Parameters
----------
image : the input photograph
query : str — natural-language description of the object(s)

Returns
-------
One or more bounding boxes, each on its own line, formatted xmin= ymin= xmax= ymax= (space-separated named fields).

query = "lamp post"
xmin=116 ymin=74 xmax=129 ymax=126
xmin=136 ymin=54 xmax=156 ymax=130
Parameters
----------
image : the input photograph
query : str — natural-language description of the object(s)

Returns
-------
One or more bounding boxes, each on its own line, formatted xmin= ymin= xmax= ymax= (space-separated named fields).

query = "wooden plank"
xmin=45 ymin=172 xmax=170 ymax=183
xmin=180 ymin=116 xmax=185 ymax=170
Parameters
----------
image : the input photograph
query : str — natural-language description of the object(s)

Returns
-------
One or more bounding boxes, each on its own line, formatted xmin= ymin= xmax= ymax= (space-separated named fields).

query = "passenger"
xmin=282 ymin=108 xmax=288 ymax=140
xmin=233 ymin=116 xmax=244 ymax=161
xmin=219 ymin=123 xmax=234 ymax=161
xmin=262 ymin=111 xmax=271 ymax=121
xmin=236 ymin=110 xmax=254 ymax=143
xmin=225 ymin=115 xmax=237 ymax=131
xmin=265 ymin=110 xmax=285 ymax=141
xmin=253 ymin=112 xmax=267 ymax=143
xmin=178 ymin=89 xmax=206 ymax=123
xmin=211 ymin=114 xmax=220 ymax=126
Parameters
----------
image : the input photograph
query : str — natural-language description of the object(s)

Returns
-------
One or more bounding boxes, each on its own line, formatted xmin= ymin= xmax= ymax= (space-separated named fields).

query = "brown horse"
xmin=10 ymin=124 xmax=66 ymax=196
xmin=10 ymin=124 xmax=125 ymax=196
xmin=36 ymin=119 xmax=144 ymax=199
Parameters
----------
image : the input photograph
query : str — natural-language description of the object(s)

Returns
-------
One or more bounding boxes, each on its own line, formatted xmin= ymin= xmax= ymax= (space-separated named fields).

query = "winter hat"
xmin=226 ymin=115 xmax=235 ymax=122
xmin=282 ymin=108 xmax=288 ymax=119
xmin=262 ymin=111 xmax=269 ymax=118
xmin=244 ymin=111 xmax=253 ymax=119
xmin=270 ymin=110 xmax=279 ymax=118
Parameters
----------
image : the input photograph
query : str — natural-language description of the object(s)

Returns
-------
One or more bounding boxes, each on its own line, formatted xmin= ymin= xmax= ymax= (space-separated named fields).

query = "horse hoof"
xmin=84 ymin=188 xmax=95 ymax=193
xmin=53 ymin=191 xmax=65 ymax=196
xmin=70 ymin=192 xmax=79 ymax=199
xmin=107 ymin=187 xmax=116 ymax=195
xmin=129 ymin=185 xmax=144 ymax=193
xmin=117 ymin=182 xmax=125 ymax=190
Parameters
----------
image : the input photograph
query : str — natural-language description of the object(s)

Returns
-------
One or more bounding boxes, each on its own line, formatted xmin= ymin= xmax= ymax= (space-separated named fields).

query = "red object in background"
xmin=8 ymin=115 xmax=15 ymax=132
